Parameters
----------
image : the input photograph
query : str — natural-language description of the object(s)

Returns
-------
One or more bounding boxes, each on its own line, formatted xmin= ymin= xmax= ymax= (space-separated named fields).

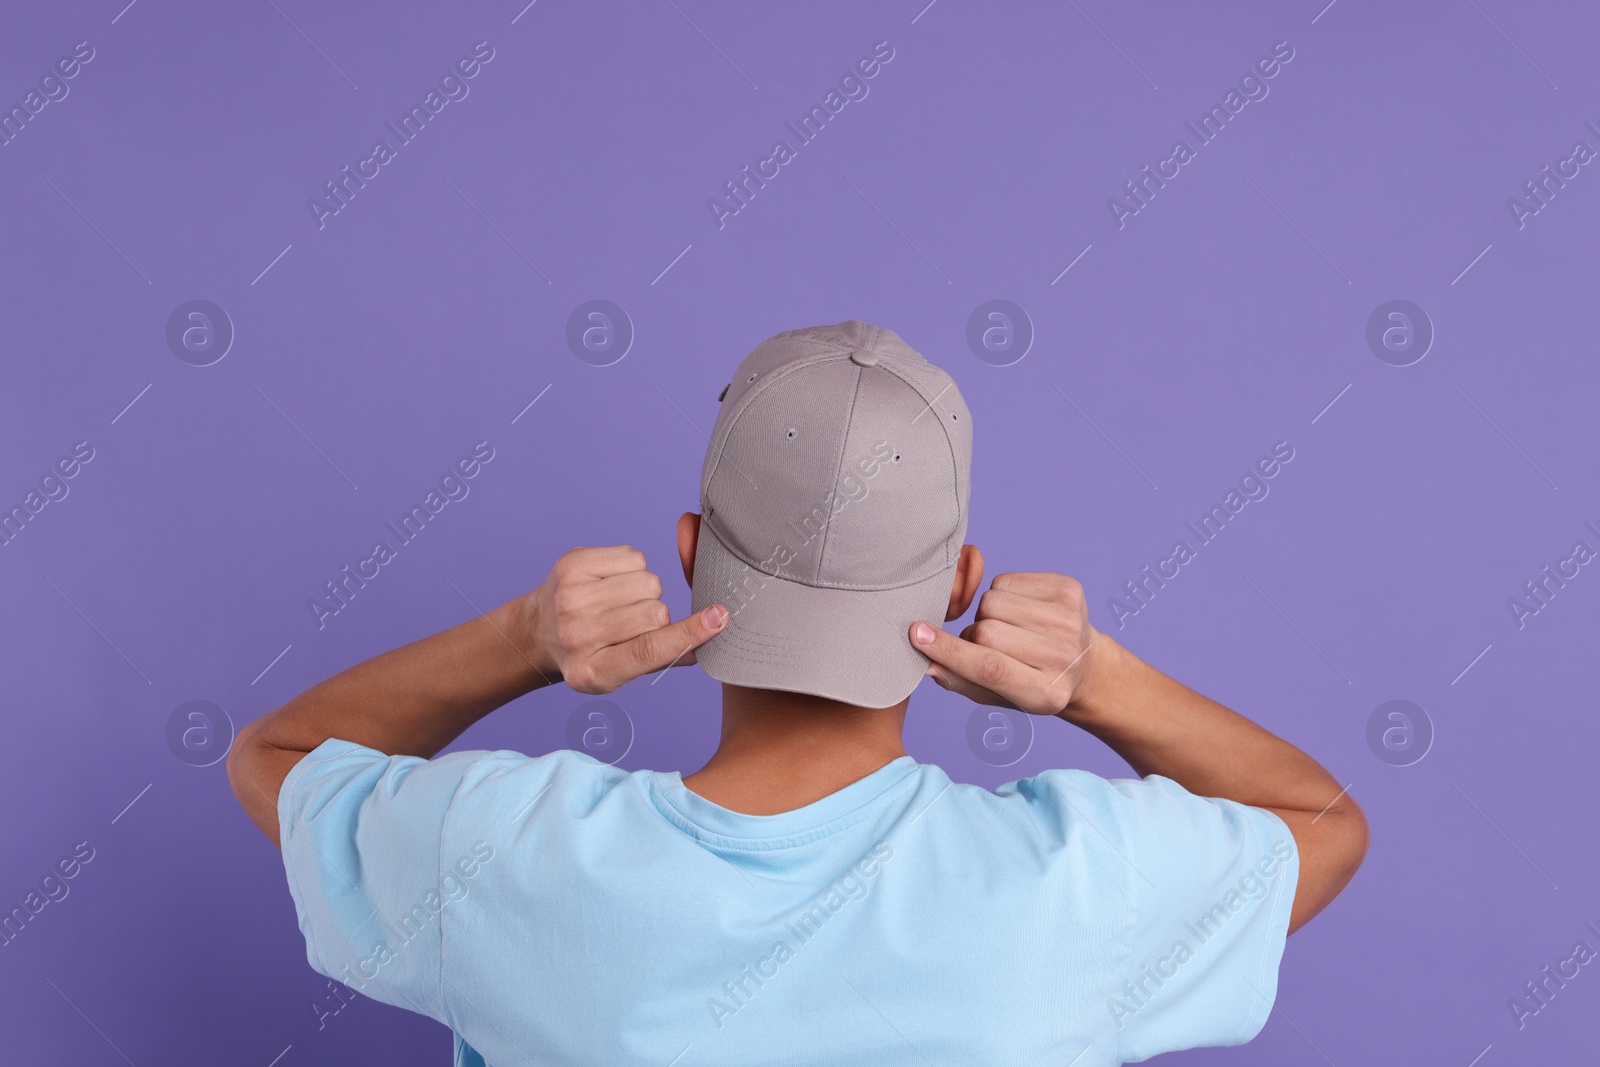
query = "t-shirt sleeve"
xmin=276 ymin=737 xmax=491 ymax=1018
xmin=1097 ymin=774 xmax=1300 ymax=1061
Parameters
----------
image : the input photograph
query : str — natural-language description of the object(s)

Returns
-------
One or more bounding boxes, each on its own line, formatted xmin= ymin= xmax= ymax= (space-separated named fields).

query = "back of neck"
xmin=681 ymin=684 xmax=910 ymax=815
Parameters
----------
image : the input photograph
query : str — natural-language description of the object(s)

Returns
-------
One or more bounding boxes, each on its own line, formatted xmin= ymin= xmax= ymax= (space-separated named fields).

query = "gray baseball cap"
xmin=690 ymin=320 xmax=973 ymax=708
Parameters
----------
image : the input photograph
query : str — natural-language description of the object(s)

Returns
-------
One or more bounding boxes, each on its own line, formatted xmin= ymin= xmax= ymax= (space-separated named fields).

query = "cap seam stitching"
xmin=703 ymin=354 xmax=846 ymax=515
xmin=879 ymin=361 xmax=966 ymax=567
xmin=813 ymin=362 xmax=865 ymax=582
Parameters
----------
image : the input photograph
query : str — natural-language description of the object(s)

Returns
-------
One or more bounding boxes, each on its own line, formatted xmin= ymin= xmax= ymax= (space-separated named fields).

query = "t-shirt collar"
xmin=648 ymin=756 xmax=921 ymax=848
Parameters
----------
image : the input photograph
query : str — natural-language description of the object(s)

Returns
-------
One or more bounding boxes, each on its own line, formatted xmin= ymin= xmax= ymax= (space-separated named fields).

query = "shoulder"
xmin=997 ymin=769 xmax=1297 ymax=897
xmin=280 ymin=743 xmax=634 ymax=838
xmin=435 ymin=746 xmax=636 ymax=817
xmin=898 ymin=765 xmax=1134 ymax=845
xmin=939 ymin=767 xmax=1270 ymax=854
xmin=1001 ymin=768 xmax=1252 ymax=824
xmin=964 ymin=765 xmax=1143 ymax=829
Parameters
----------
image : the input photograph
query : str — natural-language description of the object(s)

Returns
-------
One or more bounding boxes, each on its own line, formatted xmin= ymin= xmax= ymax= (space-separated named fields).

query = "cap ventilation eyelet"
xmin=892 ymin=453 xmax=901 ymax=463
xmin=747 ymin=373 xmax=758 ymax=383
xmin=785 ymin=427 xmax=797 ymax=440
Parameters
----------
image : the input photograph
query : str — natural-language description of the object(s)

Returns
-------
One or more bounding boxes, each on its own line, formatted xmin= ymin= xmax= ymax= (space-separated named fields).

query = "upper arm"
xmin=272 ymin=739 xmax=495 ymax=1018
xmin=1024 ymin=771 xmax=1302 ymax=1061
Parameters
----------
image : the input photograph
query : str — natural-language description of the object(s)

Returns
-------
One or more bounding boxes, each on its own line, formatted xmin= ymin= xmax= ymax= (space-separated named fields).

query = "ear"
xmin=676 ymin=511 xmax=700 ymax=588
xmin=945 ymin=544 xmax=984 ymax=621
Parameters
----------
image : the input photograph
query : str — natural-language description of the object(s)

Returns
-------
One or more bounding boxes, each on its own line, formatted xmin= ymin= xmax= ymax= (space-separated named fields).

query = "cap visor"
xmin=690 ymin=521 xmax=952 ymax=708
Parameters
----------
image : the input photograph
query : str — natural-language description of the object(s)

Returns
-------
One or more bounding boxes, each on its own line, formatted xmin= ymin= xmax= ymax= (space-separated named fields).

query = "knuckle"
xmin=975 ymin=650 xmax=1009 ymax=687
xmin=972 ymin=619 xmax=1002 ymax=645
xmin=632 ymin=631 xmax=665 ymax=668
xmin=650 ymin=602 xmax=670 ymax=628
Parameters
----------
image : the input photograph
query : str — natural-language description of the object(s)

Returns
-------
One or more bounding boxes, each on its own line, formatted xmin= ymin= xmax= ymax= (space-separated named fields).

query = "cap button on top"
xmin=850 ymin=348 xmax=879 ymax=367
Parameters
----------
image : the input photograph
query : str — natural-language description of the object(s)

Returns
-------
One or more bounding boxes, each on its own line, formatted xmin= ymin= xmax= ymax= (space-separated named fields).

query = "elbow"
xmin=1283 ymin=797 xmax=1370 ymax=935
xmin=1350 ymin=801 xmax=1371 ymax=880
xmin=224 ymin=719 xmax=260 ymax=814
xmin=1320 ymin=797 xmax=1370 ymax=916
xmin=225 ymin=718 xmax=286 ymax=845
xmin=1334 ymin=796 xmax=1371 ymax=883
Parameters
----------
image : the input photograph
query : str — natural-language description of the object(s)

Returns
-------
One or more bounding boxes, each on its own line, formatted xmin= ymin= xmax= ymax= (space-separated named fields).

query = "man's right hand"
xmin=910 ymin=571 xmax=1101 ymax=717
xmin=912 ymin=567 xmax=1368 ymax=935
xmin=524 ymin=546 xmax=727 ymax=694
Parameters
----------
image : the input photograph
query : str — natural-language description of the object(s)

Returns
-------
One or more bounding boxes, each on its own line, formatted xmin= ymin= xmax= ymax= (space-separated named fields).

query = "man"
xmin=229 ymin=320 xmax=1367 ymax=1065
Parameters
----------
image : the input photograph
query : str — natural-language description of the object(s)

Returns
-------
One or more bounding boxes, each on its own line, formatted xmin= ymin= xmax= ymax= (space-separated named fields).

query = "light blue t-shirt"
xmin=278 ymin=740 xmax=1298 ymax=1066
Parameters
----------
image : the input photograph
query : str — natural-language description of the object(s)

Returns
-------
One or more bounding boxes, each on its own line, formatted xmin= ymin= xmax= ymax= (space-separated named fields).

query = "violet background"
xmin=2 ymin=0 xmax=1597 ymax=1063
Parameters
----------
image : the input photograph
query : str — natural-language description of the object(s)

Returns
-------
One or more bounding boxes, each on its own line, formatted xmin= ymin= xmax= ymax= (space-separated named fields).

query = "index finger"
xmin=910 ymin=620 xmax=1032 ymax=701
xmin=561 ymin=545 xmax=648 ymax=580
xmin=990 ymin=572 xmax=1082 ymax=601
xmin=592 ymin=604 xmax=729 ymax=685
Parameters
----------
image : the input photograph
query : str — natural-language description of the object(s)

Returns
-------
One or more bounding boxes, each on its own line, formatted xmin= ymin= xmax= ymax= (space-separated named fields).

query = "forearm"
xmin=228 ymin=596 xmax=548 ymax=843
xmin=1064 ymin=634 xmax=1342 ymax=814
xmin=249 ymin=597 xmax=546 ymax=758
xmin=229 ymin=545 xmax=728 ymax=846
